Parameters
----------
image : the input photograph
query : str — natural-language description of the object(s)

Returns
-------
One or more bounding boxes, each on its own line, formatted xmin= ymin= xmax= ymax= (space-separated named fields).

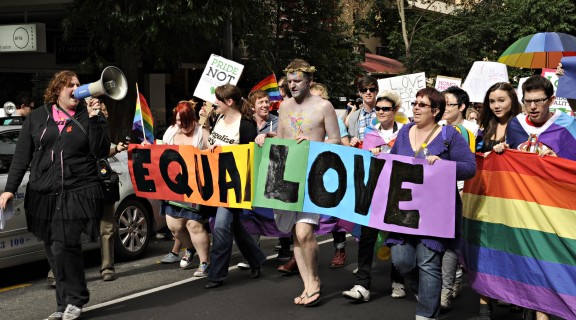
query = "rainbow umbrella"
xmin=498 ymin=32 xmax=576 ymax=69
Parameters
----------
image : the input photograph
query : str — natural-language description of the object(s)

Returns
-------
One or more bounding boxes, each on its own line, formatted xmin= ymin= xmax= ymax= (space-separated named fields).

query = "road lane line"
xmin=0 ymin=283 xmax=32 ymax=293
xmin=83 ymin=237 xmax=336 ymax=311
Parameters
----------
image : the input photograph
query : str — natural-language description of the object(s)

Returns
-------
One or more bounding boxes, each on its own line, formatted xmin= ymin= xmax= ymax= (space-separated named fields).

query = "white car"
xmin=0 ymin=115 xmax=165 ymax=269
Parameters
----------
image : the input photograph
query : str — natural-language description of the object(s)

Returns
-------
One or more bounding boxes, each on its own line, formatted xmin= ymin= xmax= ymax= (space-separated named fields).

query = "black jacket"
xmin=5 ymin=103 xmax=111 ymax=194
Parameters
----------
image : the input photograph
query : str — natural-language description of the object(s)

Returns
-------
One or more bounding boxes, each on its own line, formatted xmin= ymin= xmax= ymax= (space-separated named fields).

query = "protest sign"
xmin=516 ymin=77 xmax=528 ymax=102
xmin=541 ymin=67 xmax=573 ymax=114
xmin=435 ymin=75 xmax=462 ymax=92
xmin=129 ymin=144 xmax=253 ymax=209
xmin=193 ymin=54 xmax=244 ymax=103
xmin=462 ymin=61 xmax=509 ymax=102
xmin=378 ymin=72 xmax=426 ymax=117
xmin=129 ymin=139 xmax=457 ymax=238
xmin=253 ymin=139 xmax=309 ymax=212
xmin=556 ymin=56 xmax=576 ymax=100
xmin=301 ymin=142 xmax=456 ymax=237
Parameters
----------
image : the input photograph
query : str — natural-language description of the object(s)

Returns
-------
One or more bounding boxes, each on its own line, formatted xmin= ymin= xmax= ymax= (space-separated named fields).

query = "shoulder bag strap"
xmin=56 ymin=105 xmax=87 ymax=136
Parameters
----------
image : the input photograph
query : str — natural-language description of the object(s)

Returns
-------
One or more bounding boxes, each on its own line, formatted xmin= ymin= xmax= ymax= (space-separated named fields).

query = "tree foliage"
xmin=63 ymin=0 xmax=361 ymax=138
xmin=360 ymin=0 xmax=576 ymax=82
xmin=237 ymin=0 xmax=363 ymax=100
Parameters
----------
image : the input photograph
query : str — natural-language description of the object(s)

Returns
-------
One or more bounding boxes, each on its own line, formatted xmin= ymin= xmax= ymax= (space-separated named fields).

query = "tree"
xmin=269 ymin=0 xmax=363 ymax=100
xmin=359 ymin=0 xmax=576 ymax=82
xmin=63 ymin=0 xmax=362 ymax=140
xmin=62 ymin=0 xmax=231 ymax=140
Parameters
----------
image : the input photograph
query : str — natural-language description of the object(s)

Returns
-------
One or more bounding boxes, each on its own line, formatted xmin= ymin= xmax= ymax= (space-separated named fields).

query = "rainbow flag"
xmin=462 ymin=150 xmax=576 ymax=319
xmin=251 ymin=74 xmax=282 ymax=102
xmin=132 ymin=84 xmax=154 ymax=143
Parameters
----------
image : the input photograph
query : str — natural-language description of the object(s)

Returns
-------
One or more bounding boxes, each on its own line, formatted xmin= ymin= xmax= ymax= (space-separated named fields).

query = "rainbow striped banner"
xmin=462 ymin=150 xmax=576 ymax=319
xmin=132 ymin=84 xmax=154 ymax=143
xmin=251 ymin=74 xmax=282 ymax=102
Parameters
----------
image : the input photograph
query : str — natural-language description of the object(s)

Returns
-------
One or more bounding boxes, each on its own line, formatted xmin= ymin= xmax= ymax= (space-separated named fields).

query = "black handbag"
xmin=97 ymin=158 xmax=120 ymax=203
xmin=57 ymin=105 xmax=120 ymax=202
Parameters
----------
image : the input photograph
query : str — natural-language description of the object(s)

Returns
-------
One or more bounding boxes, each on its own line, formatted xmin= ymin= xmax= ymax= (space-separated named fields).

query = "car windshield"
xmin=0 ymin=124 xmax=21 ymax=174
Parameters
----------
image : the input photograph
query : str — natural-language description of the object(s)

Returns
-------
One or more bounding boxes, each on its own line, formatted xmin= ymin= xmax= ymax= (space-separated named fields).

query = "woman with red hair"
xmin=159 ymin=100 xmax=211 ymax=278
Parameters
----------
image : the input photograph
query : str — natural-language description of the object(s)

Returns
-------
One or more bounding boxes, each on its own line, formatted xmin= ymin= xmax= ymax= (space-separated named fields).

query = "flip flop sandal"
xmin=304 ymin=290 xmax=322 ymax=307
xmin=294 ymin=295 xmax=306 ymax=305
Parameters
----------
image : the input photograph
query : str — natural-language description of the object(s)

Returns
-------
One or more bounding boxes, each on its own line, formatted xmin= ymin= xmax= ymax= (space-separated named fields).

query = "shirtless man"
xmin=274 ymin=59 xmax=341 ymax=306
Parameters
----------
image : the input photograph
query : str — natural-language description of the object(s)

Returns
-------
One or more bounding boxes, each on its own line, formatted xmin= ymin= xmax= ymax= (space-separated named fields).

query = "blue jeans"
xmin=391 ymin=241 xmax=443 ymax=319
xmin=208 ymin=207 xmax=267 ymax=282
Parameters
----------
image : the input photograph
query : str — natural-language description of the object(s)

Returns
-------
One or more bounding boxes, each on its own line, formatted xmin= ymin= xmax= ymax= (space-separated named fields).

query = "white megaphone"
xmin=73 ymin=66 xmax=128 ymax=100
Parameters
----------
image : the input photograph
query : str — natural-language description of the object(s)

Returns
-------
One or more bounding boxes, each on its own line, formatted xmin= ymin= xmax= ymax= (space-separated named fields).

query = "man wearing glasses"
xmin=504 ymin=75 xmax=576 ymax=160
xmin=347 ymin=76 xmax=379 ymax=147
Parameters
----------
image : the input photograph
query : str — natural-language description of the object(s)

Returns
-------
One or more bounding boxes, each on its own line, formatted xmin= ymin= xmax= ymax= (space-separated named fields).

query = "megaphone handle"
xmin=199 ymin=102 xmax=214 ymax=127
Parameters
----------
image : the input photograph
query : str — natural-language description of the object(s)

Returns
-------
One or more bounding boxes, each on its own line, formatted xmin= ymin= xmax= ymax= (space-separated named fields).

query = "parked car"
xmin=0 ymin=115 xmax=165 ymax=269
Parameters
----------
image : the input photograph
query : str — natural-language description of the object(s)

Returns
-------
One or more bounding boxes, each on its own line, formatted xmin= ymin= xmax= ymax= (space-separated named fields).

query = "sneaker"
xmin=47 ymin=276 xmax=56 ymax=288
xmin=275 ymin=249 xmax=292 ymax=262
xmin=391 ymin=282 xmax=406 ymax=299
xmin=194 ymin=262 xmax=209 ymax=277
xmin=180 ymin=249 xmax=195 ymax=269
xmin=277 ymin=255 xmax=299 ymax=275
xmin=441 ymin=288 xmax=453 ymax=310
xmin=329 ymin=248 xmax=347 ymax=268
xmin=453 ymin=265 xmax=463 ymax=298
xmin=342 ymin=284 xmax=370 ymax=302
xmin=237 ymin=261 xmax=251 ymax=270
xmin=47 ymin=311 xmax=63 ymax=320
xmin=63 ymin=304 xmax=82 ymax=320
xmin=160 ymin=252 xmax=180 ymax=264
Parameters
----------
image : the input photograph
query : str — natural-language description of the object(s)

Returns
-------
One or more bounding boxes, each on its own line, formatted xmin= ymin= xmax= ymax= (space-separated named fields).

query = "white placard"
xmin=517 ymin=77 xmax=529 ymax=102
xmin=435 ymin=75 xmax=462 ymax=91
xmin=378 ymin=72 xmax=426 ymax=117
xmin=0 ymin=24 xmax=46 ymax=53
xmin=193 ymin=54 xmax=244 ymax=103
xmin=462 ymin=61 xmax=509 ymax=102
xmin=0 ymin=203 xmax=14 ymax=230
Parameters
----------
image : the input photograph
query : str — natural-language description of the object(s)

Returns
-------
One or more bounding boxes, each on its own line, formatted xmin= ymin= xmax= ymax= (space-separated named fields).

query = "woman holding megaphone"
xmin=0 ymin=70 xmax=111 ymax=320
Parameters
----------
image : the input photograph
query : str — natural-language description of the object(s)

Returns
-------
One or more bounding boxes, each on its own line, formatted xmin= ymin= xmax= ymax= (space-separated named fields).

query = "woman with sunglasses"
xmin=386 ymin=87 xmax=476 ymax=320
xmin=342 ymin=90 xmax=407 ymax=302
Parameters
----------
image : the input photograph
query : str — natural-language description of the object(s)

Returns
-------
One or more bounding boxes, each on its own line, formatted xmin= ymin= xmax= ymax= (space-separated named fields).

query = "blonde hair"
xmin=284 ymin=59 xmax=316 ymax=80
xmin=310 ymin=83 xmax=329 ymax=100
xmin=375 ymin=90 xmax=402 ymax=109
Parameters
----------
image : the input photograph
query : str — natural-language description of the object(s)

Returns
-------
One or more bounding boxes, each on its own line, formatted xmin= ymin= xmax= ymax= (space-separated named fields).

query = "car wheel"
xmin=114 ymin=199 xmax=151 ymax=260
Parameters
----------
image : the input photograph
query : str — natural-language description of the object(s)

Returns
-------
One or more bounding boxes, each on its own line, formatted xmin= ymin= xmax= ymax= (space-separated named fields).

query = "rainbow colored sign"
xmin=129 ymin=138 xmax=457 ymax=237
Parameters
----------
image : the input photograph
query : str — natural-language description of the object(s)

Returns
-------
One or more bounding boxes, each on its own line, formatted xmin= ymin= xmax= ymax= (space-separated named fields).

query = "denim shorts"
xmin=161 ymin=202 xmax=206 ymax=222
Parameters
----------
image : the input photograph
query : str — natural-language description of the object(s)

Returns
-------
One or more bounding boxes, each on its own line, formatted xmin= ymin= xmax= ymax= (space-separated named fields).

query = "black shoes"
xmin=249 ymin=268 xmax=262 ymax=279
xmin=205 ymin=280 xmax=224 ymax=289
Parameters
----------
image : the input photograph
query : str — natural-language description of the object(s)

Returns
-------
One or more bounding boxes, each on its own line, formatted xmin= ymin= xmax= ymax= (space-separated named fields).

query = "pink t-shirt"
xmin=52 ymin=105 xmax=76 ymax=133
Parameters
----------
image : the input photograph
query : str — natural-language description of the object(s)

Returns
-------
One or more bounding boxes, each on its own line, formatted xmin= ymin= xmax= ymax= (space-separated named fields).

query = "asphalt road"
xmin=0 ymin=235 xmax=529 ymax=320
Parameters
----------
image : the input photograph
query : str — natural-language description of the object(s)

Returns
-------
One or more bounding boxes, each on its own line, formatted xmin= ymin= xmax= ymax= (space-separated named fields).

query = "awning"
xmin=359 ymin=53 xmax=404 ymax=75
